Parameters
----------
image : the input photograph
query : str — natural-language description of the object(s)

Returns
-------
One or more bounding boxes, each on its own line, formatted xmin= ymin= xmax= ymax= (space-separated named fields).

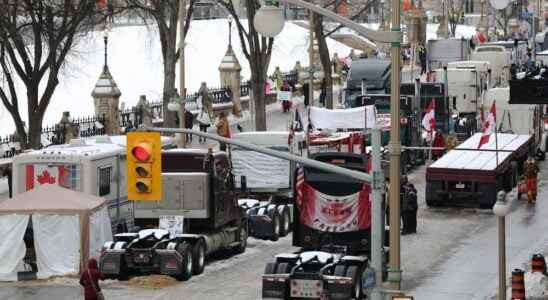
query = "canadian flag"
xmin=422 ymin=99 xmax=436 ymax=132
xmin=478 ymin=102 xmax=496 ymax=149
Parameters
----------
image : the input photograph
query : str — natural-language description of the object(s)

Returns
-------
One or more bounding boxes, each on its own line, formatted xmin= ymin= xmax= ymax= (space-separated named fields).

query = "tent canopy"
xmin=0 ymin=184 xmax=105 ymax=214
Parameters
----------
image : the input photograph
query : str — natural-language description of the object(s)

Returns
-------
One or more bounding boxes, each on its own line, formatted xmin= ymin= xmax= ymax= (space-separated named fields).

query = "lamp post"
xmin=178 ymin=0 xmax=187 ymax=148
xmin=493 ymin=190 xmax=510 ymax=300
xmin=253 ymin=0 xmax=403 ymax=298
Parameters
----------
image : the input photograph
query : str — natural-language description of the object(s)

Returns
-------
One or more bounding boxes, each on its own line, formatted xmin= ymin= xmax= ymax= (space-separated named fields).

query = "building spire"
xmin=104 ymin=33 xmax=108 ymax=70
xmin=228 ymin=16 xmax=233 ymax=48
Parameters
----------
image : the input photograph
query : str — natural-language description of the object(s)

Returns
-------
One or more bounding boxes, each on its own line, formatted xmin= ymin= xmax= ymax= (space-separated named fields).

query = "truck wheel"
xmin=264 ymin=262 xmax=277 ymax=274
xmin=346 ymin=265 xmax=362 ymax=300
xmin=234 ymin=225 xmax=247 ymax=254
xmin=267 ymin=207 xmax=280 ymax=241
xmin=176 ymin=242 xmax=193 ymax=281
xmin=275 ymin=262 xmax=291 ymax=274
xmin=192 ymin=240 xmax=206 ymax=275
xmin=278 ymin=206 xmax=291 ymax=237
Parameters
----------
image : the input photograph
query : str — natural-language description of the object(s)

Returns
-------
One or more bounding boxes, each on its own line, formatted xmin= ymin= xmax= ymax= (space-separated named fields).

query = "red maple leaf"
xmin=37 ymin=170 xmax=56 ymax=185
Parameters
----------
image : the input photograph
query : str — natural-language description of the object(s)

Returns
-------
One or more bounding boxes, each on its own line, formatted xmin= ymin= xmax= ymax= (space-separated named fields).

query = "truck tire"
xmin=192 ymin=240 xmax=206 ymax=275
xmin=234 ymin=225 xmax=248 ymax=254
xmin=267 ymin=206 xmax=280 ymax=241
xmin=278 ymin=206 xmax=291 ymax=237
xmin=346 ymin=265 xmax=362 ymax=300
xmin=175 ymin=242 xmax=193 ymax=281
xmin=275 ymin=262 xmax=291 ymax=274
xmin=264 ymin=262 xmax=277 ymax=274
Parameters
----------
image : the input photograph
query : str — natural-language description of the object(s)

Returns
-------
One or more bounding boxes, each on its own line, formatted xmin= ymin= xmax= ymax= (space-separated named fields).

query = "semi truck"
xmin=232 ymin=131 xmax=305 ymax=241
xmin=427 ymin=38 xmax=470 ymax=70
xmin=100 ymin=148 xmax=248 ymax=280
xmin=426 ymin=133 xmax=533 ymax=208
xmin=262 ymin=152 xmax=388 ymax=300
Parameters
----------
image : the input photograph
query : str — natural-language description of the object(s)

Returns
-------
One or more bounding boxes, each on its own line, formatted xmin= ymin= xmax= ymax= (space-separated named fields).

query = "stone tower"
xmin=92 ymin=34 xmax=121 ymax=135
xmin=219 ymin=19 xmax=242 ymax=117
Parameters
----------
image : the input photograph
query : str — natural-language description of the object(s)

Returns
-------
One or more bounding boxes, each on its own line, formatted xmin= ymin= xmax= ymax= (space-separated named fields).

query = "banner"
xmin=277 ymin=91 xmax=292 ymax=102
xmin=297 ymin=183 xmax=371 ymax=232
xmin=159 ymin=215 xmax=184 ymax=239
xmin=309 ymin=106 xmax=378 ymax=129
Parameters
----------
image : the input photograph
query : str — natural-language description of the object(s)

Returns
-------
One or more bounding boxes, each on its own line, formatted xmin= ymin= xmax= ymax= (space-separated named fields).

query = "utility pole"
xmin=309 ymin=12 xmax=315 ymax=107
xmin=387 ymin=0 xmax=402 ymax=293
xmin=178 ymin=0 xmax=187 ymax=148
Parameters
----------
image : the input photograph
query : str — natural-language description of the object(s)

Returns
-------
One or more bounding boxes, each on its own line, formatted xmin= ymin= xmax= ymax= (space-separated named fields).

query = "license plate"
xmin=290 ymin=279 xmax=322 ymax=298
xmin=456 ymin=183 xmax=465 ymax=189
xmin=165 ymin=260 xmax=178 ymax=270
xmin=103 ymin=261 xmax=115 ymax=270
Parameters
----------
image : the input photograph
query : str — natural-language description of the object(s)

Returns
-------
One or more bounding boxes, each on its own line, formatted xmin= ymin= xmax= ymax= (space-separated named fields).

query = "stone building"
xmin=92 ymin=65 xmax=121 ymax=135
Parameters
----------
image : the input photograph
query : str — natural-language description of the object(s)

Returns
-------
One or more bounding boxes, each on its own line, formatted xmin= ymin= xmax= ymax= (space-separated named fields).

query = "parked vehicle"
xmin=100 ymin=148 xmax=247 ymax=281
xmin=344 ymin=59 xmax=391 ymax=108
xmin=261 ymin=152 xmax=388 ymax=300
xmin=232 ymin=131 xmax=305 ymax=241
xmin=426 ymin=133 xmax=533 ymax=208
xmin=482 ymin=40 xmax=529 ymax=66
xmin=471 ymin=45 xmax=511 ymax=86
xmin=427 ymin=38 xmax=471 ymax=70
xmin=11 ymin=135 xmax=174 ymax=233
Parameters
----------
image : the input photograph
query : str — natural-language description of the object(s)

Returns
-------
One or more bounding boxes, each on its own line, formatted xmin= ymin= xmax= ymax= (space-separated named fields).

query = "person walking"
xmin=418 ymin=45 xmax=427 ymax=75
xmin=215 ymin=112 xmax=230 ymax=152
xmin=196 ymin=105 xmax=211 ymax=143
xmin=302 ymin=82 xmax=310 ymax=107
xmin=79 ymin=258 xmax=105 ymax=300
xmin=524 ymin=157 xmax=540 ymax=203
xmin=280 ymin=81 xmax=292 ymax=113
xmin=198 ymin=82 xmax=213 ymax=116
xmin=319 ymin=78 xmax=327 ymax=107
xmin=404 ymin=183 xmax=418 ymax=234
xmin=184 ymin=105 xmax=194 ymax=143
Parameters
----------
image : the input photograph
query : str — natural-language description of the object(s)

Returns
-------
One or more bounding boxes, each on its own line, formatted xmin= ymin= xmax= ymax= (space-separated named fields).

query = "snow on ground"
xmin=0 ymin=20 xmax=350 ymax=137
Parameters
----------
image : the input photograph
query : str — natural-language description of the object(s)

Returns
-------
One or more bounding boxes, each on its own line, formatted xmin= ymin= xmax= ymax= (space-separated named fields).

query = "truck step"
xmin=228 ymin=241 xmax=241 ymax=248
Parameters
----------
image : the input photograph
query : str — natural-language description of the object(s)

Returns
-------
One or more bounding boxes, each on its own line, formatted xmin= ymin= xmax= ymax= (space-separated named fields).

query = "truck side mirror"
xmin=240 ymin=175 xmax=247 ymax=193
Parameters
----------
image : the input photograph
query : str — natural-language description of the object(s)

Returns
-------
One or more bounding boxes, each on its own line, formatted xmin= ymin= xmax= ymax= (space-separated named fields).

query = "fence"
xmin=0 ymin=70 xmax=299 ymax=158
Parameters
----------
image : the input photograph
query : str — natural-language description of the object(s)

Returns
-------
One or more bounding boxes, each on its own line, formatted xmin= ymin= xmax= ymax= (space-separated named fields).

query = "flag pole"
xmin=494 ymin=100 xmax=498 ymax=167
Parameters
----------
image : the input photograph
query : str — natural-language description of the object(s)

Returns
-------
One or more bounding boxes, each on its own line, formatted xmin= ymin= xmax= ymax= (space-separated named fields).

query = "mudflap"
xmin=156 ymin=249 xmax=183 ymax=276
xmin=248 ymin=215 xmax=275 ymax=239
xmin=99 ymin=252 xmax=123 ymax=276
xmin=325 ymin=277 xmax=354 ymax=300
xmin=262 ymin=274 xmax=288 ymax=299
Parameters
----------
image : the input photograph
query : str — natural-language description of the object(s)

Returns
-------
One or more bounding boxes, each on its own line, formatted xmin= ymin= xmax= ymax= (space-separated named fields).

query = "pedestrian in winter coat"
xmin=319 ymin=78 xmax=327 ymax=107
xmin=524 ymin=158 xmax=540 ymax=203
xmin=280 ymin=81 xmax=292 ymax=113
xmin=418 ymin=45 xmax=427 ymax=75
xmin=184 ymin=107 xmax=194 ymax=143
xmin=302 ymin=82 xmax=310 ymax=107
xmin=401 ymin=183 xmax=418 ymax=234
xmin=198 ymin=82 xmax=213 ymax=115
xmin=79 ymin=258 xmax=105 ymax=300
xmin=216 ymin=112 xmax=230 ymax=151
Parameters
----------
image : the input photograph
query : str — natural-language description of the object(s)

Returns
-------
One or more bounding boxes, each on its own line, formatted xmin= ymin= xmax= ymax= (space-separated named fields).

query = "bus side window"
xmin=98 ymin=166 xmax=112 ymax=196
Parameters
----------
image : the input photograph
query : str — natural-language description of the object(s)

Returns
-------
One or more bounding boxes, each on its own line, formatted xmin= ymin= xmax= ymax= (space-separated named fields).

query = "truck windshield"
xmin=162 ymin=155 xmax=207 ymax=172
xmin=304 ymin=164 xmax=365 ymax=196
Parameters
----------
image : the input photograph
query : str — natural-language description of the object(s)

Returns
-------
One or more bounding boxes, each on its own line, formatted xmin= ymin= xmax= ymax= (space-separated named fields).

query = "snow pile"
xmin=0 ymin=19 xmax=349 ymax=137
xmin=128 ymin=275 xmax=178 ymax=289
xmin=525 ymin=272 xmax=548 ymax=299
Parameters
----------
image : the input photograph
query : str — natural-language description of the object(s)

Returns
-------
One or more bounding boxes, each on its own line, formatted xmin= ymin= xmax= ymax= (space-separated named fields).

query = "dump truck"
xmin=99 ymin=149 xmax=248 ymax=281
xmin=261 ymin=152 xmax=388 ymax=300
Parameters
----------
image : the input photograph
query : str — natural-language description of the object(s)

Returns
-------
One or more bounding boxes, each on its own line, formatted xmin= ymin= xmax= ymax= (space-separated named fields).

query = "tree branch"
xmin=324 ymin=0 xmax=378 ymax=37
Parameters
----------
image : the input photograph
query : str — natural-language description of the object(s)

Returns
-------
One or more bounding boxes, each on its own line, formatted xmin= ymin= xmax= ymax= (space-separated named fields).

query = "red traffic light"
xmin=132 ymin=143 xmax=152 ymax=162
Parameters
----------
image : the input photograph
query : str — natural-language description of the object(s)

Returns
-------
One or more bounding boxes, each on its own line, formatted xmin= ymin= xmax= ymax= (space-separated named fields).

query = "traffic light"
xmin=127 ymin=132 xmax=162 ymax=201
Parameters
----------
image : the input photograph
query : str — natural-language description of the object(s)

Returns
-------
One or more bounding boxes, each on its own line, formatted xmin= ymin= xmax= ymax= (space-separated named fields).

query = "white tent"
xmin=0 ymin=185 xmax=112 ymax=281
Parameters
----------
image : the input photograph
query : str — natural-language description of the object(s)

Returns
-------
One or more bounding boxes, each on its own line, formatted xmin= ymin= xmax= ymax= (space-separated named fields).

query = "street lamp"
xmin=492 ymin=190 xmax=509 ymax=300
xmin=254 ymin=0 xmax=403 ymax=298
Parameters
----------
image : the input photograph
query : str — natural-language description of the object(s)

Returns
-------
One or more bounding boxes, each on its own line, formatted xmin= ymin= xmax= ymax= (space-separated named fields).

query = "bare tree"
xmin=124 ymin=0 xmax=196 ymax=128
xmin=314 ymin=0 xmax=377 ymax=109
xmin=218 ymin=0 xmax=273 ymax=131
xmin=0 ymin=0 xmax=100 ymax=149
xmin=494 ymin=7 xmax=512 ymax=38
xmin=448 ymin=0 xmax=464 ymax=37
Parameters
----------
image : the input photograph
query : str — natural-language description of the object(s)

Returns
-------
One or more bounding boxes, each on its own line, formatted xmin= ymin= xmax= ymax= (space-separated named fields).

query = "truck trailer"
xmin=100 ymin=148 xmax=248 ymax=281
xmin=426 ymin=133 xmax=533 ymax=208
xmin=232 ymin=131 xmax=305 ymax=241
xmin=262 ymin=152 xmax=387 ymax=300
